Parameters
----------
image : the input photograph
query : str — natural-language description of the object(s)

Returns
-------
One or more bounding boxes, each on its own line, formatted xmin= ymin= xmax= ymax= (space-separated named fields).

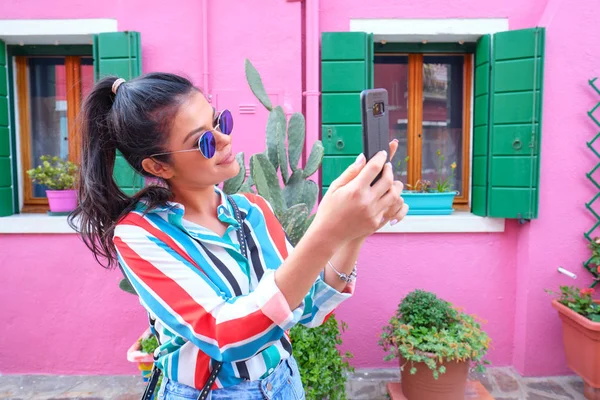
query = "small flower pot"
xmin=400 ymin=356 xmax=470 ymax=400
xmin=127 ymin=328 xmax=155 ymax=382
xmin=46 ymin=189 xmax=77 ymax=213
xmin=552 ymin=299 xmax=600 ymax=399
xmin=401 ymin=191 xmax=457 ymax=216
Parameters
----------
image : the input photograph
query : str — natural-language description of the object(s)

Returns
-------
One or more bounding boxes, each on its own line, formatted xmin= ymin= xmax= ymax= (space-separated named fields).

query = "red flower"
xmin=580 ymin=288 xmax=595 ymax=296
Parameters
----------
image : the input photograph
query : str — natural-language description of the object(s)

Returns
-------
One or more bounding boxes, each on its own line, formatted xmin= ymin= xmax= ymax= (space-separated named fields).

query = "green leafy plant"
xmin=546 ymin=236 xmax=600 ymax=319
xmin=26 ymin=155 xmax=77 ymax=190
xmin=406 ymin=150 xmax=456 ymax=193
xmin=546 ymin=286 xmax=600 ymax=322
xmin=379 ymin=290 xmax=490 ymax=379
xmin=291 ymin=317 xmax=354 ymax=400
xmin=140 ymin=334 xmax=159 ymax=354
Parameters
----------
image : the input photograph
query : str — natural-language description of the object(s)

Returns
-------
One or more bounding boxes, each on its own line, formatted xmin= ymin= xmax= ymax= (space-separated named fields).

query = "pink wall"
xmin=0 ymin=235 xmax=145 ymax=374
xmin=2 ymin=0 xmax=600 ymax=378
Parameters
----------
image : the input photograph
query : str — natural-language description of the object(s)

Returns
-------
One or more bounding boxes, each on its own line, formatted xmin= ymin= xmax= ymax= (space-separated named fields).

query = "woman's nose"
xmin=214 ymin=130 xmax=231 ymax=149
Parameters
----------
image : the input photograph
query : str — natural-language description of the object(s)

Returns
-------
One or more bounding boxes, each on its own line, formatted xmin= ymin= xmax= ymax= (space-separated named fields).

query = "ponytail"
xmin=69 ymin=73 xmax=196 ymax=268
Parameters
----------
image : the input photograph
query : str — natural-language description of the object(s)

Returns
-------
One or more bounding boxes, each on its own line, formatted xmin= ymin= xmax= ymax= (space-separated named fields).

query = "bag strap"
xmin=139 ymin=195 xmax=248 ymax=400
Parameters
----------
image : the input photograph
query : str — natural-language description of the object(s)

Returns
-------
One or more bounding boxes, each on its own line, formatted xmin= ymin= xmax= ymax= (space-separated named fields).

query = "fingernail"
xmin=392 ymin=139 xmax=399 ymax=144
xmin=386 ymin=162 xmax=393 ymax=169
xmin=390 ymin=219 xmax=399 ymax=226
xmin=354 ymin=153 xmax=365 ymax=166
xmin=381 ymin=217 xmax=386 ymax=224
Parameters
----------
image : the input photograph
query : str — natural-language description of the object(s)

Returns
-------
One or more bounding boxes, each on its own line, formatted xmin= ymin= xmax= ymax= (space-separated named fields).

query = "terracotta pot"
xmin=552 ymin=299 xmax=600 ymax=399
xmin=400 ymin=356 xmax=470 ymax=400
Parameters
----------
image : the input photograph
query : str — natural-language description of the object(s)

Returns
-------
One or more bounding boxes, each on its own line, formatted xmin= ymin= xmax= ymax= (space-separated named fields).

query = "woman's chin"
xmin=219 ymin=160 xmax=241 ymax=182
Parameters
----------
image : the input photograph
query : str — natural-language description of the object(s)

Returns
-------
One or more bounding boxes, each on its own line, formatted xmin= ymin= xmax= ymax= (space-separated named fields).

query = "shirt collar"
xmin=137 ymin=186 xmax=239 ymax=228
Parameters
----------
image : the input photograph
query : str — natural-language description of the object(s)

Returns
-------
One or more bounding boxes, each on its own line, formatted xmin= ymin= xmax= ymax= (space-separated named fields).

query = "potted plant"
xmin=26 ymin=155 xmax=78 ymax=214
xmin=379 ymin=290 xmax=490 ymax=400
xmin=126 ymin=328 xmax=160 ymax=383
xmin=548 ymin=238 xmax=600 ymax=399
xmin=401 ymin=150 xmax=458 ymax=215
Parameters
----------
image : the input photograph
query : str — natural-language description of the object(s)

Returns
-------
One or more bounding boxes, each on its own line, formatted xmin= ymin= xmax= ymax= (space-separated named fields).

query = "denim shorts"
xmin=160 ymin=357 xmax=305 ymax=400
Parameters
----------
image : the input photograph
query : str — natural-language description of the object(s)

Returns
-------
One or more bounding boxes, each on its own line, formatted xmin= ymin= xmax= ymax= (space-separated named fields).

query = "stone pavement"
xmin=0 ymin=367 xmax=589 ymax=399
xmin=347 ymin=367 xmax=587 ymax=400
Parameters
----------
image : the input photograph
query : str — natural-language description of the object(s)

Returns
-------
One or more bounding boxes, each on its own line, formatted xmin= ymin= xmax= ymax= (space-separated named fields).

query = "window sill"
xmin=376 ymin=211 xmax=505 ymax=233
xmin=0 ymin=214 xmax=75 ymax=234
xmin=0 ymin=212 xmax=505 ymax=235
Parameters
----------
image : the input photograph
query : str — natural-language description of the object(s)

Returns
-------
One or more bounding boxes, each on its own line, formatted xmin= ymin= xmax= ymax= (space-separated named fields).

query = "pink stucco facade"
xmin=1 ymin=0 xmax=598 ymax=378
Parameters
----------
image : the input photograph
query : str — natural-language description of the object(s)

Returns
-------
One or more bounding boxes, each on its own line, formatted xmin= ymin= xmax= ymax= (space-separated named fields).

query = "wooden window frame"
xmin=376 ymin=52 xmax=473 ymax=210
xmin=15 ymin=54 xmax=85 ymax=213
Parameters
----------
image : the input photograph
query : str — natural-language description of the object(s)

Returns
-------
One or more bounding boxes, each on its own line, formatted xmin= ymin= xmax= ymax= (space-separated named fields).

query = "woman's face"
xmin=149 ymin=90 xmax=240 ymax=190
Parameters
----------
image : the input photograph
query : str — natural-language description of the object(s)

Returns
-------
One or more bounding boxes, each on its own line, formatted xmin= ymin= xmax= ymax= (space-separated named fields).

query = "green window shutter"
xmin=321 ymin=32 xmax=373 ymax=194
xmin=471 ymin=35 xmax=491 ymax=217
xmin=0 ymin=40 xmax=15 ymax=216
xmin=93 ymin=31 xmax=144 ymax=196
xmin=488 ymin=27 xmax=545 ymax=219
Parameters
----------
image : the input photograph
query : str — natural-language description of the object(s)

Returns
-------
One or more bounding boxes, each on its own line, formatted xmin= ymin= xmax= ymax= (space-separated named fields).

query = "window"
xmin=15 ymin=50 xmax=94 ymax=212
xmin=374 ymin=53 xmax=472 ymax=207
xmin=321 ymin=29 xmax=544 ymax=220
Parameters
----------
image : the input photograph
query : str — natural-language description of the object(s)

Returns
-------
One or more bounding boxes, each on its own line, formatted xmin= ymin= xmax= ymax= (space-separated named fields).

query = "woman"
xmin=72 ymin=73 xmax=407 ymax=400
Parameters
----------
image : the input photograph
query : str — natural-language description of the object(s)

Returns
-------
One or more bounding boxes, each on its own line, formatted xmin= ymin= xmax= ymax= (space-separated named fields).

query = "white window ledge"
xmin=1 ymin=212 xmax=504 ymax=234
xmin=377 ymin=212 xmax=505 ymax=233
xmin=0 ymin=214 xmax=75 ymax=234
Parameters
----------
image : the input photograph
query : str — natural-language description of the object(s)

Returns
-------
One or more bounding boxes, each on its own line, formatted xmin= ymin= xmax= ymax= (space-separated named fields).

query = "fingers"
xmin=389 ymin=139 xmax=399 ymax=160
xmin=372 ymin=162 xmax=394 ymax=198
xmin=354 ymin=151 xmax=388 ymax=188
xmin=328 ymin=153 xmax=366 ymax=193
xmin=391 ymin=203 xmax=409 ymax=225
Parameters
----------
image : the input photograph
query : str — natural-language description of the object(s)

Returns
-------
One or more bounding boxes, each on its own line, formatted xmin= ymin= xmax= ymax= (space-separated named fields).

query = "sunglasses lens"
xmin=219 ymin=109 xmax=233 ymax=135
xmin=198 ymin=131 xmax=216 ymax=158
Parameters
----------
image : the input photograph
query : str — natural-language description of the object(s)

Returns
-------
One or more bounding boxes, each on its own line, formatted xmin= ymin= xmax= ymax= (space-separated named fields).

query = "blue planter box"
xmin=401 ymin=191 xmax=457 ymax=215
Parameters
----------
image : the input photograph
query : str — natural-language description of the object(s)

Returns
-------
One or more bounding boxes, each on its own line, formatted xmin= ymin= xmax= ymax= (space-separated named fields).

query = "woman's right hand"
xmin=311 ymin=151 xmax=397 ymax=246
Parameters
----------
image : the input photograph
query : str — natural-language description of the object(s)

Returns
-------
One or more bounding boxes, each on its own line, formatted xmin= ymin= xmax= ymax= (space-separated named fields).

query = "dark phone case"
xmin=360 ymin=88 xmax=390 ymax=184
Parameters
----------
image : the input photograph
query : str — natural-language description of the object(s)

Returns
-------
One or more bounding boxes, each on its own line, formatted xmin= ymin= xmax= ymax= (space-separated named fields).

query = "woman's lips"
xmin=218 ymin=152 xmax=235 ymax=165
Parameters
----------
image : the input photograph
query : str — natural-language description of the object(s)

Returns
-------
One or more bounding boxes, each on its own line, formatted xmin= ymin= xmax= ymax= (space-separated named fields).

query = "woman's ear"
xmin=141 ymin=157 xmax=175 ymax=180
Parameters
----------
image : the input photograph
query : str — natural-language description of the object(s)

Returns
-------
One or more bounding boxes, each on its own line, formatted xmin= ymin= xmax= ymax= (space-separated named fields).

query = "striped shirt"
xmin=113 ymin=187 xmax=353 ymax=390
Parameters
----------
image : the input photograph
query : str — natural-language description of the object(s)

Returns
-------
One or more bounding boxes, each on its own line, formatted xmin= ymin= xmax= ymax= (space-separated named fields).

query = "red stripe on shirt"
xmin=242 ymin=194 xmax=288 ymax=259
xmin=119 ymin=213 xmax=207 ymax=276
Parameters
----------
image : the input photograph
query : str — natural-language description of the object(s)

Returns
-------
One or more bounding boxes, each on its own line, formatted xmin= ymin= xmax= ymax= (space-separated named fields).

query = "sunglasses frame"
xmin=149 ymin=109 xmax=233 ymax=159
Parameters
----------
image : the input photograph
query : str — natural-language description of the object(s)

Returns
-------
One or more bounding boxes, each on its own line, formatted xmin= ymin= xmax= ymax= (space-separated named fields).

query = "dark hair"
xmin=69 ymin=73 xmax=197 ymax=268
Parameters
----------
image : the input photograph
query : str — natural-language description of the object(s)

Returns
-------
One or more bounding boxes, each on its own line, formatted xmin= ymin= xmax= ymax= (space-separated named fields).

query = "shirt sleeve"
xmin=284 ymin=236 xmax=355 ymax=328
xmin=243 ymin=194 xmax=355 ymax=329
xmin=114 ymin=213 xmax=303 ymax=363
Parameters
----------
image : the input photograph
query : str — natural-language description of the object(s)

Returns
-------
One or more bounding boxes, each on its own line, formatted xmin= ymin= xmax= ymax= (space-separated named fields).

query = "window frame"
xmin=374 ymin=45 xmax=473 ymax=208
xmin=9 ymin=45 xmax=92 ymax=213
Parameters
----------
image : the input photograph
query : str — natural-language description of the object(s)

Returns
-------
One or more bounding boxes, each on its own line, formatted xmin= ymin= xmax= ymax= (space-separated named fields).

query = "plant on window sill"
xmin=26 ymin=155 xmax=79 ymax=214
xmin=401 ymin=151 xmax=458 ymax=216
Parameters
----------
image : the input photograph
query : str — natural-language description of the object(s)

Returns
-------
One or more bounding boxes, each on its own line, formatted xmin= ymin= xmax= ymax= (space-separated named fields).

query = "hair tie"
xmin=112 ymin=78 xmax=126 ymax=95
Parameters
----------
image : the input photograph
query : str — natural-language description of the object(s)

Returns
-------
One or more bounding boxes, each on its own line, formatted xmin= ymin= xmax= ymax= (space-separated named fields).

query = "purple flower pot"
xmin=46 ymin=189 xmax=78 ymax=213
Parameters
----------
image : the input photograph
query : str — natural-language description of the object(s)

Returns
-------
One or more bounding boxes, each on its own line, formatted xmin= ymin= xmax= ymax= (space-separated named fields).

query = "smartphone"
xmin=360 ymin=88 xmax=390 ymax=184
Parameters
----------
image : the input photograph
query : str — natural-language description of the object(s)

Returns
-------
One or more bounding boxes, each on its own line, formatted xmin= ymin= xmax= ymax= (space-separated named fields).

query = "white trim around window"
xmin=0 ymin=19 xmax=118 ymax=45
xmin=349 ymin=18 xmax=509 ymax=43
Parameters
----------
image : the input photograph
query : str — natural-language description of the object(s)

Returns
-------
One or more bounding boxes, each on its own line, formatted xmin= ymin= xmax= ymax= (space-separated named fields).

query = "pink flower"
xmin=580 ymin=288 xmax=595 ymax=296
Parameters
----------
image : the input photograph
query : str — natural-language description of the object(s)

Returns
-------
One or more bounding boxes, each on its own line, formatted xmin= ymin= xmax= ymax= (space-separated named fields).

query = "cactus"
xmin=223 ymin=59 xmax=324 ymax=247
